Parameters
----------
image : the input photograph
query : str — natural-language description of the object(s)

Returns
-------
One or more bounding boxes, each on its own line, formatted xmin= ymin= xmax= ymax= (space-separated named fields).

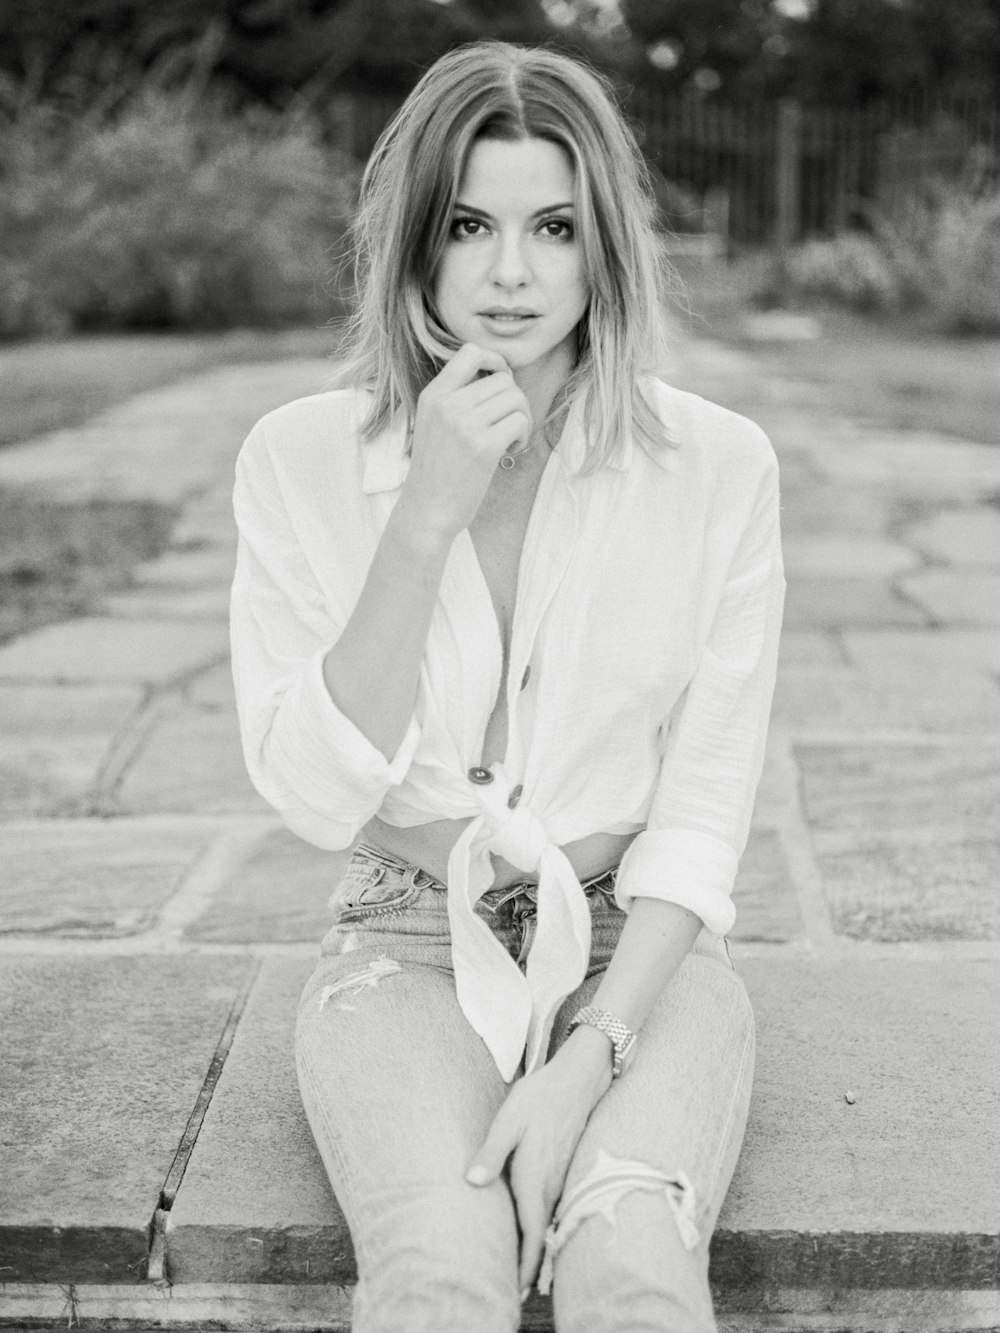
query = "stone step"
xmin=6 ymin=951 xmax=996 ymax=1329
xmin=2 ymin=1282 xmax=998 ymax=1332
xmin=158 ymin=953 xmax=1000 ymax=1297
xmin=0 ymin=955 xmax=257 ymax=1284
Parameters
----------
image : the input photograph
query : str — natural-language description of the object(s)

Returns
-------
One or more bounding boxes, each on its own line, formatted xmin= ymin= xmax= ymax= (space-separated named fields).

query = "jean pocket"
xmin=330 ymin=860 xmax=421 ymax=920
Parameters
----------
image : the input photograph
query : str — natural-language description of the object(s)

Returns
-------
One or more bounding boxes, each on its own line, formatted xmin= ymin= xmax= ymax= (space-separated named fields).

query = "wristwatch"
xmin=566 ymin=1005 xmax=637 ymax=1078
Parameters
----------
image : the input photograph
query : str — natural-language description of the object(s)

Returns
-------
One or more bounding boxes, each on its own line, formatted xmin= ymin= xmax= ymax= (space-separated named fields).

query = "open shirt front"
xmin=229 ymin=378 xmax=785 ymax=1081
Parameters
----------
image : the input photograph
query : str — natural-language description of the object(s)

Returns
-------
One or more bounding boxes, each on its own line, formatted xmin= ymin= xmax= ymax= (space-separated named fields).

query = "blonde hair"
xmin=333 ymin=41 xmax=677 ymax=471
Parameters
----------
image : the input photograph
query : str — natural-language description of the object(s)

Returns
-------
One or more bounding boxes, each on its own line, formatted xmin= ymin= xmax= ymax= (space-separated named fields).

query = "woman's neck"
xmin=510 ymin=345 xmax=575 ymax=436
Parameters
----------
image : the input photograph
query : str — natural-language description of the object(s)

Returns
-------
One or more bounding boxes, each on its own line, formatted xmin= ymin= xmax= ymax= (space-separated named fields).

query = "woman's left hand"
xmin=465 ymin=1027 xmax=613 ymax=1297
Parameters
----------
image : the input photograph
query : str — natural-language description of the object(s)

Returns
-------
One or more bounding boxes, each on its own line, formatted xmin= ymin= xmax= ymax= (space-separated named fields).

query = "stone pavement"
xmin=2 ymin=334 xmax=999 ymax=1333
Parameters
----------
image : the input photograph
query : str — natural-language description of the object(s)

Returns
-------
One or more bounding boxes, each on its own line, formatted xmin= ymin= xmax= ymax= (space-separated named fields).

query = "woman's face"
xmin=432 ymin=136 xmax=589 ymax=381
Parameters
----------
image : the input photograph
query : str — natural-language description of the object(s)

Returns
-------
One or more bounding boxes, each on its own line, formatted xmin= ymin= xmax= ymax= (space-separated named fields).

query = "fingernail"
xmin=520 ymin=1287 xmax=531 ymax=1304
xmin=465 ymin=1165 xmax=489 ymax=1185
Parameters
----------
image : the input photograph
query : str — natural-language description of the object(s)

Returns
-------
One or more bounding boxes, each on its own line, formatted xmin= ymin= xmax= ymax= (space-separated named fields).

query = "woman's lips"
xmin=478 ymin=312 xmax=539 ymax=334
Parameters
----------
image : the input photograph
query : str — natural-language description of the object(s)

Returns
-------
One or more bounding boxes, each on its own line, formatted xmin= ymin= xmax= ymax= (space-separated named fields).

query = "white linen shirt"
xmin=229 ymin=378 xmax=785 ymax=1081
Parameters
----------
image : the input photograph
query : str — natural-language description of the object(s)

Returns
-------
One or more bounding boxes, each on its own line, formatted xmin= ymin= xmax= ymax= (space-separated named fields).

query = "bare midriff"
xmin=362 ymin=815 xmax=639 ymax=890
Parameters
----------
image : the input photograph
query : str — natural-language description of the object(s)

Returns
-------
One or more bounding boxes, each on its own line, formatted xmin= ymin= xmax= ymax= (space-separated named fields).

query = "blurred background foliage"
xmin=2 ymin=0 xmax=998 ymax=106
xmin=0 ymin=0 xmax=999 ymax=336
xmin=0 ymin=62 xmax=358 ymax=335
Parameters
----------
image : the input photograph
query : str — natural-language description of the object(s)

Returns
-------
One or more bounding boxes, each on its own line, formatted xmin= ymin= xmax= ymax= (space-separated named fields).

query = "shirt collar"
xmin=360 ymin=379 xmax=677 ymax=495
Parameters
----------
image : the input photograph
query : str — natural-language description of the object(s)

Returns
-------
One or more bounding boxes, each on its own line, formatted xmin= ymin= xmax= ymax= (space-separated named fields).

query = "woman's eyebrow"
xmin=453 ymin=201 xmax=574 ymax=219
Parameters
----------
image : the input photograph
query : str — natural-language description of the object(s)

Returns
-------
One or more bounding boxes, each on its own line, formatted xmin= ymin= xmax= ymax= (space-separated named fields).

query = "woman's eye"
xmin=450 ymin=217 xmax=485 ymax=239
xmin=540 ymin=218 xmax=574 ymax=239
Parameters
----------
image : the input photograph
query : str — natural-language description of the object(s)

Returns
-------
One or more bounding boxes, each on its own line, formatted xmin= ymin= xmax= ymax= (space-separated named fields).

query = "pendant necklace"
xmin=498 ymin=401 xmax=568 ymax=470
xmin=498 ymin=423 xmax=544 ymax=471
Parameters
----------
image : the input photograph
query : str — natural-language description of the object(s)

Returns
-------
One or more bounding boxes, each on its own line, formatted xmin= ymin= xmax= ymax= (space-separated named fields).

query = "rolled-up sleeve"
xmin=229 ymin=425 xmax=420 ymax=849
xmin=614 ymin=447 xmax=785 ymax=933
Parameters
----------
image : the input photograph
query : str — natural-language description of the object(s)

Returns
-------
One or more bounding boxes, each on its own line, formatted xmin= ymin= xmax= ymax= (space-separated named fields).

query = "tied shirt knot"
xmin=473 ymin=777 xmax=549 ymax=875
xmin=446 ymin=766 xmax=594 ymax=1081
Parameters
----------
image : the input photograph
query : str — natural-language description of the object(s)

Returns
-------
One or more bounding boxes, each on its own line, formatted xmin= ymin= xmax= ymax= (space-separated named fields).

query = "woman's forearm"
xmin=322 ymin=498 xmax=453 ymax=761
xmin=551 ymin=897 xmax=703 ymax=1090
xmin=590 ymin=896 xmax=703 ymax=1028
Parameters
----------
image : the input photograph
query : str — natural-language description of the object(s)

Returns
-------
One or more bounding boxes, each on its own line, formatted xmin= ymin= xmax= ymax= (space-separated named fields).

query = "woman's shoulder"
xmin=243 ymin=387 xmax=372 ymax=461
xmin=642 ymin=376 xmax=777 ymax=482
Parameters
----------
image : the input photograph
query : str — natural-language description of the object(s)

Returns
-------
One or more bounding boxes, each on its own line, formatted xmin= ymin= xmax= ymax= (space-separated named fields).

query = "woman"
xmin=230 ymin=39 xmax=784 ymax=1333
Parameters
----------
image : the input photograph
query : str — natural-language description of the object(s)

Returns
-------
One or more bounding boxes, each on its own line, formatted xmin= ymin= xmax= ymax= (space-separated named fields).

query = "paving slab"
xmin=776 ymin=482 xmax=893 ymax=538
xmin=0 ymin=954 xmax=256 ymax=1282
xmin=133 ymin=545 xmax=237 ymax=587
xmin=164 ymin=958 xmax=341 ymax=1283
xmin=813 ymin=434 xmax=1000 ymax=501
xmin=0 ymin=618 xmax=229 ymax=683
xmin=0 ymin=361 xmax=332 ymax=505
xmin=751 ymin=730 xmax=798 ymax=822
xmin=118 ymin=701 xmax=271 ymax=815
xmin=100 ymin=585 xmax=232 ymax=619
xmin=772 ymin=663 xmax=1000 ymax=733
xmin=0 ymin=683 xmax=142 ymax=815
xmin=905 ymin=506 xmax=1000 ymax=567
xmin=775 ymin=630 xmax=844 ymax=668
xmin=730 ymin=827 xmax=803 ymax=942
xmin=757 ymin=445 xmax=823 ymax=493
xmin=781 ymin=536 xmax=920 ymax=578
xmin=185 ymin=660 xmax=239 ymax=710
xmin=752 ymin=408 xmax=866 ymax=450
xmin=742 ymin=311 xmax=823 ymax=343
xmin=0 ymin=819 xmax=215 ymax=937
xmin=797 ymin=744 xmax=1000 ymax=940
xmin=781 ymin=577 xmax=930 ymax=630
xmin=164 ymin=955 xmax=1000 ymax=1291
xmin=842 ymin=628 xmax=1000 ymax=676
xmin=900 ymin=570 xmax=1000 ymax=627
xmin=714 ymin=955 xmax=1000 ymax=1291
xmin=186 ymin=826 xmax=350 ymax=944
xmin=171 ymin=494 xmax=240 ymax=549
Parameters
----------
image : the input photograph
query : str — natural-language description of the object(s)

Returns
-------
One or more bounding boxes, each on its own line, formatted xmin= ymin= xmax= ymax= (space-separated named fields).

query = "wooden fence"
xmin=325 ymin=88 xmax=1000 ymax=247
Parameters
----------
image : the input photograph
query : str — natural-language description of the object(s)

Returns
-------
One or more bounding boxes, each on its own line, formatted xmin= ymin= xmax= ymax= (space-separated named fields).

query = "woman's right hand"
xmin=398 ymin=342 xmax=533 ymax=541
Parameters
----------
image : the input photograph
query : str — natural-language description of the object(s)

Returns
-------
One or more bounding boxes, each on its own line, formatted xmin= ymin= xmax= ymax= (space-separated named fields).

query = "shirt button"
xmin=467 ymin=766 xmax=493 ymax=785
xmin=521 ymin=665 xmax=531 ymax=690
xmin=507 ymin=784 xmax=523 ymax=809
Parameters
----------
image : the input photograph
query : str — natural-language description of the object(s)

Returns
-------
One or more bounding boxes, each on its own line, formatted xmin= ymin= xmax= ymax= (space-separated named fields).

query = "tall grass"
xmin=0 ymin=63 xmax=359 ymax=336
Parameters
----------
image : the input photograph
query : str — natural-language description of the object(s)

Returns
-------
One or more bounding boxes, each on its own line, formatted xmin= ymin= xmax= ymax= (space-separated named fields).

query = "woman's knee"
xmin=351 ymin=1182 xmax=521 ymax=1333
xmin=550 ymin=1187 xmax=717 ymax=1333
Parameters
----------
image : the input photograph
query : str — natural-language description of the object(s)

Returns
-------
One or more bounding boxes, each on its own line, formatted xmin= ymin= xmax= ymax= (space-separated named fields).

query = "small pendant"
xmin=499 ymin=454 xmax=516 ymax=470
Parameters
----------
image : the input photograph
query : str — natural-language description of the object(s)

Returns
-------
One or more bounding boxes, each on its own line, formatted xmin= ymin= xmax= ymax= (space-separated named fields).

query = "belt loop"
xmin=408 ymin=865 xmax=440 ymax=891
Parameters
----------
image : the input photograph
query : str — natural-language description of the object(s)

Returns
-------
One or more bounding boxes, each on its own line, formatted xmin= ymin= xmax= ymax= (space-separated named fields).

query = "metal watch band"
xmin=566 ymin=1005 xmax=637 ymax=1078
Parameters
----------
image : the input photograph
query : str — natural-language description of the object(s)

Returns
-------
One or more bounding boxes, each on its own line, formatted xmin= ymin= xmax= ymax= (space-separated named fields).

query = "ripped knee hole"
xmin=537 ymin=1148 xmax=700 ymax=1295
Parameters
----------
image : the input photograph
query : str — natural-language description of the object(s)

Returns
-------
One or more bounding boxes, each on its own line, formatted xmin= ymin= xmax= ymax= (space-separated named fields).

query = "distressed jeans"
xmin=295 ymin=843 xmax=755 ymax=1333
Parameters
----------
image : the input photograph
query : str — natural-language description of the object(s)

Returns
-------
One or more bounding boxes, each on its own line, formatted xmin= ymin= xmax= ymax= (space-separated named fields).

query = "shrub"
xmin=887 ymin=177 xmax=1000 ymax=333
xmin=0 ymin=72 xmax=359 ymax=335
xmin=777 ymin=165 xmax=1000 ymax=334
xmin=786 ymin=232 xmax=905 ymax=313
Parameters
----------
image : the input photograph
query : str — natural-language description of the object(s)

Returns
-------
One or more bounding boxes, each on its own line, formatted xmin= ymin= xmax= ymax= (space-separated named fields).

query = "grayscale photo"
xmin=1 ymin=2 xmax=998 ymax=1331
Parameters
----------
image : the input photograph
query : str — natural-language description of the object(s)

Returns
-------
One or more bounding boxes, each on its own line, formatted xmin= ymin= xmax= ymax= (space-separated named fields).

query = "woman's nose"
xmin=489 ymin=232 xmax=531 ymax=288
